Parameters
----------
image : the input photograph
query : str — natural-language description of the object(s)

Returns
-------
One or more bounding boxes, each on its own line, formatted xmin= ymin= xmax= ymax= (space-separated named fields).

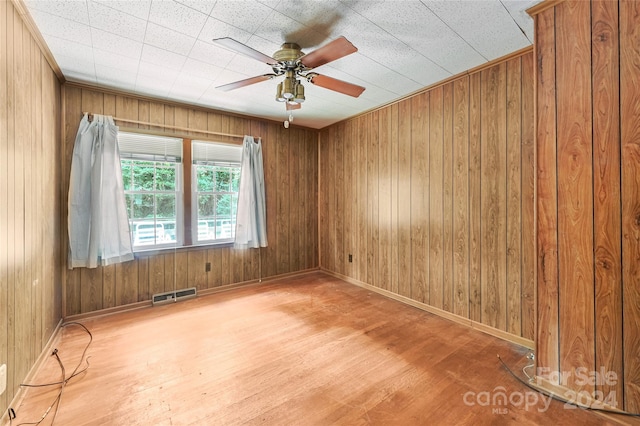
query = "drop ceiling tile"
xmin=55 ymin=52 xmax=95 ymax=76
xmin=182 ymin=58 xmax=224 ymax=81
xmin=254 ymin=10 xmax=304 ymax=47
xmin=243 ymin=36 xmax=282 ymax=61
xmin=24 ymin=0 xmax=90 ymax=25
xmin=148 ymin=0 xmax=208 ymax=38
xmin=135 ymin=79 xmax=171 ymax=98
xmin=138 ymin=60 xmax=179 ymax=81
xmin=42 ymin=35 xmax=92 ymax=61
xmin=198 ymin=16 xmax=253 ymax=45
xmin=169 ymin=72 xmax=213 ymax=99
xmin=91 ymin=27 xmax=143 ymax=59
xmin=93 ymin=0 xmax=151 ymax=20
xmin=225 ymin=54 xmax=273 ymax=78
xmin=93 ymin=48 xmax=140 ymax=74
xmin=188 ymin=40 xmax=236 ymax=68
xmin=140 ymin=44 xmax=187 ymax=71
xmin=28 ymin=9 xmax=92 ymax=45
xmin=209 ymin=0 xmax=272 ymax=34
xmin=502 ymin=0 xmax=538 ymax=43
xmin=425 ymin=0 xmax=531 ymax=60
xmin=87 ymin=1 xmax=147 ymax=42
xmin=144 ymin=22 xmax=197 ymax=55
xmin=174 ymin=0 xmax=217 ymax=15
xmin=95 ymin=65 xmax=137 ymax=91
xmin=274 ymin=0 xmax=342 ymax=30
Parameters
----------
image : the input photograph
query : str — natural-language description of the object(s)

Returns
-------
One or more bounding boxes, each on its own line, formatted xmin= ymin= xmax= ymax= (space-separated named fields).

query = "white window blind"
xmin=192 ymin=140 xmax=242 ymax=165
xmin=118 ymin=131 xmax=183 ymax=161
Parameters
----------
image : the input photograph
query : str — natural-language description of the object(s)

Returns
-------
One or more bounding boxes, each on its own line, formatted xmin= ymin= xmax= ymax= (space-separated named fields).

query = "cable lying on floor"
xmin=9 ymin=322 xmax=93 ymax=426
xmin=497 ymin=354 xmax=640 ymax=418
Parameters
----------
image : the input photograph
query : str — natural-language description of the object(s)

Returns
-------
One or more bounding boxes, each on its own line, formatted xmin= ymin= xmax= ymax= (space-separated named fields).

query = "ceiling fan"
xmin=212 ymin=36 xmax=366 ymax=112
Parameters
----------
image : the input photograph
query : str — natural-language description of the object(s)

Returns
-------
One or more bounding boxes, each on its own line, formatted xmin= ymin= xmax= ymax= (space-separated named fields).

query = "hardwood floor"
xmin=8 ymin=272 xmax=629 ymax=425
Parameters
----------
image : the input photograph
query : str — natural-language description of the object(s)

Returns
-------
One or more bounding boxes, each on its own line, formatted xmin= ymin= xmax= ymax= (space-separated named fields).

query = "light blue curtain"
xmin=68 ymin=113 xmax=134 ymax=268
xmin=234 ymin=136 xmax=268 ymax=249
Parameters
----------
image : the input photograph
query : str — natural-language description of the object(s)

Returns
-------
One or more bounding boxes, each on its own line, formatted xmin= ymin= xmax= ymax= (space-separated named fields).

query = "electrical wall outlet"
xmin=0 ymin=364 xmax=6 ymax=396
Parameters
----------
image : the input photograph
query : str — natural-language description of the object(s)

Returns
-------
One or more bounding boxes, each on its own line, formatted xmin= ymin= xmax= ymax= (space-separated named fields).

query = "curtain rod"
xmin=82 ymin=112 xmax=248 ymax=139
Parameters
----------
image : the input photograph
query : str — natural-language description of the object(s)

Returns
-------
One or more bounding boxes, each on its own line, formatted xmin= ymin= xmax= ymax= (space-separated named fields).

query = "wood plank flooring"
xmin=9 ymin=272 xmax=627 ymax=425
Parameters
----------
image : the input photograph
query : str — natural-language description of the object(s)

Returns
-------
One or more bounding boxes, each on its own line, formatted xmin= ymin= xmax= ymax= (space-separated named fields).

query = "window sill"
xmin=133 ymin=240 xmax=236 ymax=258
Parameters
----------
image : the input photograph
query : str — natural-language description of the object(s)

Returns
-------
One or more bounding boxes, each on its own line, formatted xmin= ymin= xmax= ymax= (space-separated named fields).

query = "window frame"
xmin=119 ymin=132 xmax=242 ymax=253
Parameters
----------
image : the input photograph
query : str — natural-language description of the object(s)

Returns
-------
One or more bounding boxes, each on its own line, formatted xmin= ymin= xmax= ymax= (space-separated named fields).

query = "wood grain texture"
xmin=390 ymin=104 xmax=399 ymax=294
xmin=411 ymin=93 xmax=429 ymax=304
xmin=442 ymin=83 xmax=454 ymax=313
xmin=535 ymin=7 xmax=560 ymax=381
xmin=506 ymin=56 xmax=523 ymax=337
xmin=317 ymin=50 xmax=535 ymax=344
xmin=14 ymin=273 xmax=614 ymax=426
xmin=429 ymin=86 xmax=444 ymax=309
xmin=452 ymin=78 xmax=469 ymax=318
xmin=591 ymin=0 xmax=623 ymax=406
xmin=398 ymin=99 xmax=412 ymax=298
xmin=0 ymin=0 xmax=62 ymax=417
xmin=480 ymin=62 xmax=507 ymax=331
xmin=555 ymin=0 xmax=595 ymax=393
xmin=468 ymin=72 xmax=482 ymax=324
xmin=520 ymin=51 xmax=536 ymax=342
xmin=378 ymin=108 xmax=392 ymax=291
xmin=620 ymin=0 xmax=640 ymax=412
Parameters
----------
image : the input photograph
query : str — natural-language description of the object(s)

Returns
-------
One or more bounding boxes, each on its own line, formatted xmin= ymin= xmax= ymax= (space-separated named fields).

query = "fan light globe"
xmin=275 ymin=82 xmax=285 ymax=102
xmin=282 ymin=77 xmax=295 ymax=99
xmin=293 ymin=83 xmax=305 ymax=103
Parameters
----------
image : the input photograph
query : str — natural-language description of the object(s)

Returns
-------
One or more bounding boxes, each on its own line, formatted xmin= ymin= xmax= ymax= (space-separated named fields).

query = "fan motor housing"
xmin=273 ymin=43 xmax=304 ymax=64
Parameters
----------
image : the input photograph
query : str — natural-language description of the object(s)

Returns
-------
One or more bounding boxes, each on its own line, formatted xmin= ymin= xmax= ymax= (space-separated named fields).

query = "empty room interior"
xmin=1 ymin=0 xmax=640 ymax=424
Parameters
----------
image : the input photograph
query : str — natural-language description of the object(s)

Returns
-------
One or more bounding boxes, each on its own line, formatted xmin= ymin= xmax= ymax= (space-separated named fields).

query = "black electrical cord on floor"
xmin=9 ymin=322 xmax=93 ymax=426
xmin=497 ymin=354 xmax=640 ymax=418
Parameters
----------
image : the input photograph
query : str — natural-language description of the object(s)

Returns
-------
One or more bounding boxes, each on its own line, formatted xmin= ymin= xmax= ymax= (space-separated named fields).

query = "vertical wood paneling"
xmin=620 ymin=0 xmax=640 ymax=412
xmin=318 ymin=50 xmax=535 ymax=345
xmin=468 ymin=72 xmax=482 ymax=323
xmin=535 ymin=7 xmax=560 ymax=381
xmin=368 ymin=112 xmax=379 ymax=288
xmin=532 ymin=0 xmax=640 ymax=410
xmin=429 ymin=86 xmax=444 ymax=309
xmin=556 ymin=0 xmax=595 ymax=393
xmin=398 ymin=100 xmax=412 ymax=298
xmin=1 ymin=0 xmax=62 ymax=416
xmin=481 ymin=63 xmax=507 ymax=331
xmin=520 ymin=51 xmax=536 ymax=341
xmin=357 ymin=117 xmax=367 ymax=281
xmin=442 ymin=83 xmax=454 ymax=312
xmin=390 ymin=104 xmax=399 ymax=294
xmin=343 ymin=121 xmax=353 ymax=277
xmin=453 ymin=78 xmax=469 ymax=318
xmin=378 ymin=108 xmax=392 ymax=291
xmin=411 ymin=93 xmax=429 ymax=304
xmin=506 ymin=57 xmax=523 ymax=336
xmin=0 ymin=0 xmax=9 ymax=411
xmin=592 ymin=0 xmax=623 ymax=404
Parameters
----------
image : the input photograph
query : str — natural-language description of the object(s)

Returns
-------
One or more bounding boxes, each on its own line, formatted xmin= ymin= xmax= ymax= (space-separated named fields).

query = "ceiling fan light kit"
xmin=213 ymin=36 xmax=365 ymax=119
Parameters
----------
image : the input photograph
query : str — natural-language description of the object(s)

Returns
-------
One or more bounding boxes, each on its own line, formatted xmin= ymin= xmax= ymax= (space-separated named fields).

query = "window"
xmin=192 ymin=141 xmax=242 ymax=244
xmin=119 ymin=132 xmax=241 ymax=251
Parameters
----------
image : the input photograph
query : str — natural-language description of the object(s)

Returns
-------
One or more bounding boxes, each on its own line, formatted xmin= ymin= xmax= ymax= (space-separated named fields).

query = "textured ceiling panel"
xmin=25 ymin=0 xmax=540 ymax=129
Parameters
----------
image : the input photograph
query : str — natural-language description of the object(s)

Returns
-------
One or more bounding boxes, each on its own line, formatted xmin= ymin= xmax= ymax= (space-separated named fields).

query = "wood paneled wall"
xmin=532 ymin=0 xmax=640 ymax=412
xmin=0 ymin=0 xmax=63 ymax=416
xmin=535 ymin=0 xmax=640 ymax=412
xmin=319 ymin=50 xmax=536 ymax=342
xmin=62 ymin=85 xmax=318 ymax=317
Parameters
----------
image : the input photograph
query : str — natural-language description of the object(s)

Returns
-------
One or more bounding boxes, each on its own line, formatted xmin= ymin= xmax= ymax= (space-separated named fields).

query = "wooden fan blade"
xmin=216 ymin=74 xmax=275 ymax=92
xmin=309 ymin=74 xmax=365 ymax=98
xmin=299 ymin=36 xmax=357 ymax=69
xmin=212 ymin=38 xmax=278 ymax=65
xmin=286 ymin=102 xmax=302 ymax=111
